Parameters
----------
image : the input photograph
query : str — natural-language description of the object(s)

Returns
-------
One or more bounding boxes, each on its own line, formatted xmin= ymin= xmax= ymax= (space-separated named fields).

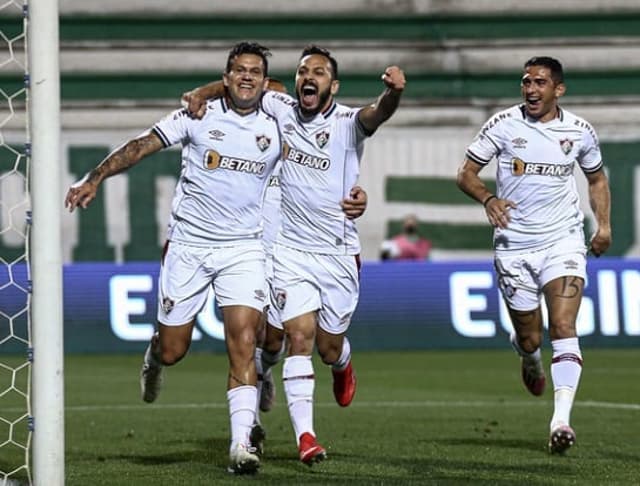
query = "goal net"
xmin=0 ymin=1 xmax=31 ymax=484
xmin=1 ymin=1 xmax=63 ymax=484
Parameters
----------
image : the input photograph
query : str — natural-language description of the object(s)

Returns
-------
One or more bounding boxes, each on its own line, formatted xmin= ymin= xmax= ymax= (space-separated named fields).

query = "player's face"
xmin=223 ymin=53 xmax=268 ymax=111
xmin=520 ymin=65 xmax=566 ymax=122
xmin=295 ymin=54 xmax=339 ymax=118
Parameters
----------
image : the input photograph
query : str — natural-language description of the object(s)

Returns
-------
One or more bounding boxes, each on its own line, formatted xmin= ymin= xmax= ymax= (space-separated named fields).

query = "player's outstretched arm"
xmin=341 ymin=186 xmax=368 ymax=220
xmin=456 ymin=157 xmax=516 ymax=229
xmin=358 ymin=66 xmax=405 ymax=134
xmin=65 ymin=131 xmax=163 ymax=212
xmin=586 ymin=168 xmax=612 ymax=256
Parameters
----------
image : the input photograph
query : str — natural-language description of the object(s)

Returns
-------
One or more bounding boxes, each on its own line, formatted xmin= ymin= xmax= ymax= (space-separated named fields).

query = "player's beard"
xmin=297 ymin=85 xmax=332 ymax=119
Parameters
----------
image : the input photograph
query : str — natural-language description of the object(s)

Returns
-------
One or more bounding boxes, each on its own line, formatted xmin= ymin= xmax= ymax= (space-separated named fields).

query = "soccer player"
xmin=185 ymin=45 xmax=405 ymax=464
xmin=252 ymin=167 xmax=368 ymax=450
xmin=456 ymin=56 xmax=612 ymax=454
xmin=65 ymin=42 xmax=282 ymax=474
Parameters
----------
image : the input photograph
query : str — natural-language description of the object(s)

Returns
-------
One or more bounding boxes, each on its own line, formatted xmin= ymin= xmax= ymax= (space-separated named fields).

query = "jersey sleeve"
xmin=465 ymin=118 xmax=503 ymax=165
xmin=335 ymin=107 xmax=369 ymax=150
xmin=152 ymin=108 xmax=192 ymax=148
xmin=260 ymin=91 xmax=296 ymax=122
xmin=578 ymin=123 xmax=603 ymax=173
xmin=353 ymin=107 xmax=370 ymax=144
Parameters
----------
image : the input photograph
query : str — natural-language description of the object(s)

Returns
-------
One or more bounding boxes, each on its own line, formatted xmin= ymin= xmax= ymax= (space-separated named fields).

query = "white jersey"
xmin=153 ymin=98 xmax=281 ymax=246
xmin=260 ymin=91 xmax=368 ymax=255
xmin=262 ymin=163 xmax=282 ymax=255
xmin=466 ymin=104 xmax=603 ymax=251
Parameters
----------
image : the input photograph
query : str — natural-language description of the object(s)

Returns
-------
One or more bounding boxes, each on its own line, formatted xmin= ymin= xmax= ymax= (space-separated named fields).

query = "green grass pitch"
xmin=3 ymin=348 xmax=639 ymax=484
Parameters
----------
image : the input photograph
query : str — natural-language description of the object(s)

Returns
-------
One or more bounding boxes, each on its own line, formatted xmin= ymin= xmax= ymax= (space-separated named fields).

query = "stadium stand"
xmin=2 ymin=0 xmax=638 ymax=260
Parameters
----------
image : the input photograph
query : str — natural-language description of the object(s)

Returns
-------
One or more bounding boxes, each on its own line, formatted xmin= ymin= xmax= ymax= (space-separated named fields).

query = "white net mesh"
xmin=0 ymin=1 xmax=32 ymax=485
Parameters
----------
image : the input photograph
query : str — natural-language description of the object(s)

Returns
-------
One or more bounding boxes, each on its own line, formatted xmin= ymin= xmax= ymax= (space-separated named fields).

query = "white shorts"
xmin=268 ymin=243 xmax=360 ymax=335
xmin=494 ymin=234 xmax=587 ymax=311
xmin=157 ymin=240 xmax=267 ymax=326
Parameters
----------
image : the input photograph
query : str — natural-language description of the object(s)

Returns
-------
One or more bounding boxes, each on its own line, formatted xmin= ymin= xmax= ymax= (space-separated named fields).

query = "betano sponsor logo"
xmin=283 ymin=143 xmax=330 ymax=170
xmin=204 ymin=150 xmax=266 ymax=174
xmin=511 ymin=157 xmax=574 ymax=177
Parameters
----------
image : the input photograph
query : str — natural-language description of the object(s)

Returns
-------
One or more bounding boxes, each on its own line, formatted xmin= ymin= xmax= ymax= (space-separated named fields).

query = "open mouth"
xmin=526 ymin=97 xmax=541 ymax=110
xmin=238 ymin=82 xmax=254 ymax=92
xmin=301 ymin=83 xmax=318 ymax=106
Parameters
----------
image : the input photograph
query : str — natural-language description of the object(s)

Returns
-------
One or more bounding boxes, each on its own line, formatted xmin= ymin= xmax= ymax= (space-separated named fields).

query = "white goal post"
xmin=27 ymin=0 xmax=64 ymax=484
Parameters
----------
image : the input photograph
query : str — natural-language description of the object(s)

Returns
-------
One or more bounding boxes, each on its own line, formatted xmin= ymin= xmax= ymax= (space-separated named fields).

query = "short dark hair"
xmin=299 ymin=44 xmax=339 ymax=80
xmin=226 ymin=42 xmax=271 ymax=76
xmin=524 ymin=56 xmax=564 ymax=84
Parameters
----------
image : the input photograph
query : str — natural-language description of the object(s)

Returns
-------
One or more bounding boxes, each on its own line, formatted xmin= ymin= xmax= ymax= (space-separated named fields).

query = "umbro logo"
xmin=283 ymin=123 xmax=295 ymax=134
xmin=564 ymin=259 xmax=579 ymax=270
xmin=512 ymin=137 xmax=527 ymax=148
xmin=209 ymin=129 xmax=225 ymax=141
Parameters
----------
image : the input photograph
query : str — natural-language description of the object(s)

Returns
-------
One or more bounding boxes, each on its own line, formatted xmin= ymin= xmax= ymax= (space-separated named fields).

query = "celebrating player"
xmin=66 ymin=42 xmax=280 ymax=474
xmin=456 ymin=56 xmax=612 ymax=454
xmin=185 ymin=44 xmax=405 ymax=465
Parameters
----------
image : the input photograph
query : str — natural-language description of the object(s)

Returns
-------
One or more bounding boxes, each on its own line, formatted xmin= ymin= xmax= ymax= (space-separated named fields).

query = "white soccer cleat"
xmin=548 ymin=425 xmax=576 ymax=454
xmin=227 ymin=443 xmax=261 ymax=474
xmin=259 ymin=368 xmax=276 ymax=412
xmin=140 ymin=344 xmax=163 ymax=403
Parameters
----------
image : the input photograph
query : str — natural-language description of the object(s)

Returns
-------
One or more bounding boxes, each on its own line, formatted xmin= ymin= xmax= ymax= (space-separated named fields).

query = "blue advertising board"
xmin=1 ymin=258 xmax=639 ymax=354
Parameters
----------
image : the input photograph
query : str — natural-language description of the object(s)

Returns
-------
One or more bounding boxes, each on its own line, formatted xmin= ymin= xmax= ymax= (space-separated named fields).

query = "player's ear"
xmin=222 ymin=72 xmax=230 ymax=88
xmin=555 ymin=82 xmax=566 ymax=98
xmin=331 ymin=79 xmax=340 ymax=96
xmin=261 ymin=77 xmax=269 ymax=92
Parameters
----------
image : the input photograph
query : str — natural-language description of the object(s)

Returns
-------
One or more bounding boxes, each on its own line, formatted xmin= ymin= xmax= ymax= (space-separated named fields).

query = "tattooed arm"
xmin=65 ymin=131 xmax=164 ymax=212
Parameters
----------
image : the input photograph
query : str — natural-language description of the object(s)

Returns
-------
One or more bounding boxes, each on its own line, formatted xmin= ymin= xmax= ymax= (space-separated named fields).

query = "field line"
xmin=2 ymin=399 xmax=638 ymax=414
xmin=5 ymin=399 xmax=637 ymax=413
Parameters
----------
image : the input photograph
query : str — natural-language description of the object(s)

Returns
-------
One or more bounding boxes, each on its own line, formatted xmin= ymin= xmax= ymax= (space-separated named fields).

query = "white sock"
xmin=550 ymin=337 xmax=582 ymax=430
xmin=331 ymin=337 xmax=351 ymax=371
xmin=227 ymin=385 xmax=257 ymax=450
xmin=283 ymin=355 xmax=315 ymax=444
xmin=510 ymin=331 xmax=542 ymax=362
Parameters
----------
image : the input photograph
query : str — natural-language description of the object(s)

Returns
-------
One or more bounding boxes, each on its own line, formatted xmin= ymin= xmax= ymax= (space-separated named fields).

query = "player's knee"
xmin=159 ymin=342 xmax=188 ymax=366
xmin=316 ymin=343 xmax=341 ymax=365
xmin=286 ymin=330 xmax=313 ymax=355
xmin=229 ymin=327 xmax=257 ymax=348
xmin=517 ymin=333 xmax=542 ymax=353
xmin=549 ymin=319 xmax=577 ymax=340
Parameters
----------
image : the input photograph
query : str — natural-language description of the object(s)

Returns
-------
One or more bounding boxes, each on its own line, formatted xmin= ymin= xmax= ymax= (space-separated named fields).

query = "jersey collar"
xmin=221 ymin=96 xmax=260 ymax=117
xmin=295 ymin=100 xmax=337 ymax=127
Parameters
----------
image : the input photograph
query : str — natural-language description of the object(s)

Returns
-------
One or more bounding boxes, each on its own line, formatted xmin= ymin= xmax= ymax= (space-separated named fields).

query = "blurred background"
xmin=1 ymin=0 xmax=639 ymax=352
xmin=3 ymin=0 xmax=640 ymax=263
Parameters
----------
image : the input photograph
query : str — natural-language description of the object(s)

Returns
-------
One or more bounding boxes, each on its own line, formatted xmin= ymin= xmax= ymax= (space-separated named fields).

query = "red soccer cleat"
xmin=298 ymin=432 xmax=326 ymax=466
xmin=332 ymin=361 xmax=357 ymax=407
xmin=521 ymin=357 xmax=546 ymax=396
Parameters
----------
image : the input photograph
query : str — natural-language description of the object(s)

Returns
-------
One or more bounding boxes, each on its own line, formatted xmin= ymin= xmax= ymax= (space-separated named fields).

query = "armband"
xmin=482 ymin=195 xmax=497 ymax=207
